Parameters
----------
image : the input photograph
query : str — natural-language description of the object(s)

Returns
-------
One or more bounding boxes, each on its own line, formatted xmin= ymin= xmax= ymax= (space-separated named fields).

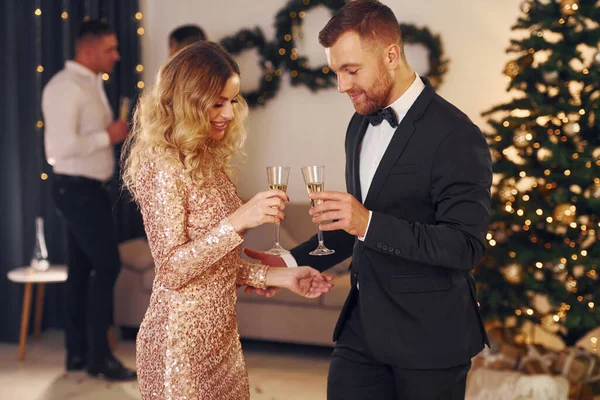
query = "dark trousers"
xmin=51 ymin=175 xmax=121 ymax=363
xmin=328 ymin=294 xmax=471 ymax=400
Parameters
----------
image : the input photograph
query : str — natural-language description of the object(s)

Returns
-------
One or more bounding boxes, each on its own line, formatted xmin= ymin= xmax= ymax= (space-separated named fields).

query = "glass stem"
xmin=275 ymin=222 xmax=281 ymax=246
xmin=317 ymin=225 xmax=324 ymax=246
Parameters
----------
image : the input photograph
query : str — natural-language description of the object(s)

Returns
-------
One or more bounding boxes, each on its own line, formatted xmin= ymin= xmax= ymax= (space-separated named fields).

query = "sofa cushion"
xmin=119 ymin=237 xmax=154 ymax=272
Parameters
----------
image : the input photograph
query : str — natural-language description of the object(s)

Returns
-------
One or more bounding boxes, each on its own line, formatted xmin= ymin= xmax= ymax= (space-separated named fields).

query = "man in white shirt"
xmin=245 ymin=1 xmax=492 ymax=399
xmin=42 ymin=20 xmax=135 ymax=381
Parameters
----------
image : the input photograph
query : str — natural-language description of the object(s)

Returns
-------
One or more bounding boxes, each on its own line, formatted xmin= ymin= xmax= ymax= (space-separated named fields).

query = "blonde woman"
xmin=122 ymin=41 xmax=333 ymax=399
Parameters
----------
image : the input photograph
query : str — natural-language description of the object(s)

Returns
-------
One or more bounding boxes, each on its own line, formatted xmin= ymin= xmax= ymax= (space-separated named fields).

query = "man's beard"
xmin=353 ymin=67 xmax=393 ymax=115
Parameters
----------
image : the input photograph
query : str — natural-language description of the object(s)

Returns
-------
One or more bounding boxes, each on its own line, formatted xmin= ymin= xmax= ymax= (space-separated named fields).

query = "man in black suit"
xmin=245 ymin=1 xmax=492 ymax=398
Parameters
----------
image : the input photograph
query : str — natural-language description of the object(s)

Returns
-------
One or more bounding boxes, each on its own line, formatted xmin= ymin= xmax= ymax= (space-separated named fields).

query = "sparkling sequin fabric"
xmin=135 ymin=156 xmax=268 ymax=400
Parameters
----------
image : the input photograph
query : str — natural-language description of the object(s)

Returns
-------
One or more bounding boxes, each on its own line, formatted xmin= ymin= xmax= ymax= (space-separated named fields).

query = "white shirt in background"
xmin=42 ymin=60 xmax=114 ymax=181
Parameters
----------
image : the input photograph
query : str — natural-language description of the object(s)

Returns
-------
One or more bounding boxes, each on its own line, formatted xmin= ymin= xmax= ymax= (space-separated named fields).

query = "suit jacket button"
xmin=377 ymin=242 xmax=382 ymax=249
xmin=382 ymin=245 xmax=388 ymax=251
xmin=395 ymin=249 xmax=401 ymax=255
xmin=388 ymin=247 xmax=394 ymax=253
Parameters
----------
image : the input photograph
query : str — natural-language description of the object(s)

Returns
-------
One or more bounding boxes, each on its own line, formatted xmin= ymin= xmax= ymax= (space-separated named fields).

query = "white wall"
xmin=140 ymin=0 xmax=522 ymax=201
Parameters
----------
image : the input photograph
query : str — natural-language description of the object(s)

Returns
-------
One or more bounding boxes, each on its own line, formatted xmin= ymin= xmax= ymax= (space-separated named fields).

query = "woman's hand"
xmin=265 ymin=267 xmax=334 ymax=298
xmin=228 ymin=190 xmax=287 ymax=232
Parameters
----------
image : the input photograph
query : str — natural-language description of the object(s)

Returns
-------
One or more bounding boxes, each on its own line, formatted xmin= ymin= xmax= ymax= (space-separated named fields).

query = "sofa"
xmin=114 ymin=203 xmax=351 ymax=347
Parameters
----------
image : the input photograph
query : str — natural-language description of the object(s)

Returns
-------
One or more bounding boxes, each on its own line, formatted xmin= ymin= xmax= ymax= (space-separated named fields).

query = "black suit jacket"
xmin=291 ymin=79 xmax=492 ymax=369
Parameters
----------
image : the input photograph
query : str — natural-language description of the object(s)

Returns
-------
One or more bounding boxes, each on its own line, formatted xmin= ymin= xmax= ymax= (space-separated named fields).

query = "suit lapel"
xmin=351 ymin=116 xmax=369 ymax=202
xmin=363 ymin=117 xmax=416 ymax=209
xmin=362 ymin=79 xmax=436 ymax=209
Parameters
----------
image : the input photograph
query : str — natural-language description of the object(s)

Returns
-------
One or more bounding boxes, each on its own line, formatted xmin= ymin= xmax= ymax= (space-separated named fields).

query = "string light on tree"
xmin=520 ymin=0 xmax=532 ymax=13
xmin=559 ymin=0 xmax=579 ymax=15
xmin=513 ymin=128 xmax=533 ymax=148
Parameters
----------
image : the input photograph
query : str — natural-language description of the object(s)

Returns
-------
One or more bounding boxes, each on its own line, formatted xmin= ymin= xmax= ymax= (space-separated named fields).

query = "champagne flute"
xmin=301 ymin=165 xmax=335 ymax=256
xmin=265 ymin=166 xmax=290 ymax=255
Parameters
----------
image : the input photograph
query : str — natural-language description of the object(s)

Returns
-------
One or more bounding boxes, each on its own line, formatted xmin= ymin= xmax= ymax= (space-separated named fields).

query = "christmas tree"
xmin=476 ymin=0 xmax=600 ymax=346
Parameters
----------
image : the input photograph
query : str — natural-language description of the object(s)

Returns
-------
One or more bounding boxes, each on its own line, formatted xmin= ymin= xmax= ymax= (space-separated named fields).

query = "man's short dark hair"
xmin=318 ymin=0 xmax=401 ymax=50
xmin=76 ymin=20 xmax=115 ymax=43
xmin=169 ymin=25 xmax=207 ymax=47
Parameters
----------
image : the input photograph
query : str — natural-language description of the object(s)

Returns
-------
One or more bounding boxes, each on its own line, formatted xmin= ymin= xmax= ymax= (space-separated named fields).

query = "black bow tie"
xmin=366 ymin=107 xmax=399 ymax=128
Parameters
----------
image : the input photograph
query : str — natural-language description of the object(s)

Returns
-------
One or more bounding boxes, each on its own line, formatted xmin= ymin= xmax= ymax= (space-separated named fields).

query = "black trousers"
xmin=51 ymin=175 xmax=121 ymax=363
xmin=328 ymin=294 xmax=471 ymax=400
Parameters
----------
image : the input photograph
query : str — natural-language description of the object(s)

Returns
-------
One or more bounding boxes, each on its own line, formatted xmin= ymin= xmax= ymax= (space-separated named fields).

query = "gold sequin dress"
xmin=135 ymin=156 xmax=268 ymax=400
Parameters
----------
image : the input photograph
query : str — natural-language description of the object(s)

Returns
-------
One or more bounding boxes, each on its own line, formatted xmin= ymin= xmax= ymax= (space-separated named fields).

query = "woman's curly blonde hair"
xmin=121 ymin=41 xmax=248 ymax=201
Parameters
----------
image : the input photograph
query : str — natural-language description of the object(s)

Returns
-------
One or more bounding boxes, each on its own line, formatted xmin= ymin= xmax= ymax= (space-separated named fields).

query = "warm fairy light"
xmin=137 ymin=27 xmax=145 ymax=35
xmin=526 ymin=309 xmax=534 ymax=315
xmin=137 ymin=81 xmax=145 ymax=89
xmin=35 ymin=8 xmax=42 ymax=16
xmin=102 ymin=73 xmax=109 ymax=81
xmin=41 ymin=173 xmax=48 ymax=180
xmin=36 ymin=121 xmax=43 ymax=128
xmin=135 ymin=12 xmax=143 ymax=20
xmin=37 ymin=65 xmax=44 ymax=73
xmin=62 ymin=11 xmax=68 ymax=19
xmin=136 ymin=64 xmax=144 ymax=72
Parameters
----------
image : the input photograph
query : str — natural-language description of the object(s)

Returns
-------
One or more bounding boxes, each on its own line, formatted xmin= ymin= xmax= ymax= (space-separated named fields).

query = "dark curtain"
xmin=0 ymin=0 xmax=144 ymax=342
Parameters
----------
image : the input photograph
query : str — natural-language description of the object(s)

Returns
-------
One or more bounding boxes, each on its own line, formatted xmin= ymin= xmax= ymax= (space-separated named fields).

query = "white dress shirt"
xmin=42 ymin=60 xmax=114 ymax=181
xmin=281 ymin=73 xmax=425 ymax=268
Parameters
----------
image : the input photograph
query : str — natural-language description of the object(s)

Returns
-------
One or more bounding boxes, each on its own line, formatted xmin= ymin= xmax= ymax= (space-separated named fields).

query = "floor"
xmin=0 ymin=330 xmax=332 ymax=400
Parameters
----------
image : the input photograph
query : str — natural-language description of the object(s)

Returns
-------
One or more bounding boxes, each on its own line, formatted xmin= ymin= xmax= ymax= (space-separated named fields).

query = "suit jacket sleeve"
xmin=363 ymin=123 xmax=492 ymax=270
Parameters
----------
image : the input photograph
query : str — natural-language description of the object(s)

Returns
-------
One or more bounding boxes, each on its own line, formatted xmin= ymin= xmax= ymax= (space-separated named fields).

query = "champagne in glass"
xmin=265 ymin=166 xmax=290 ymax=255
xmin=301 ymin=165 xmax=335 ymax=256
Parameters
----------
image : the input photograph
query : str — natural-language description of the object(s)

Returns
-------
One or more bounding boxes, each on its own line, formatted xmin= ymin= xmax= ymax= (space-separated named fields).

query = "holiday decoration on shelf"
xmin=475 ymin=0 xmax=600 ymax=348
